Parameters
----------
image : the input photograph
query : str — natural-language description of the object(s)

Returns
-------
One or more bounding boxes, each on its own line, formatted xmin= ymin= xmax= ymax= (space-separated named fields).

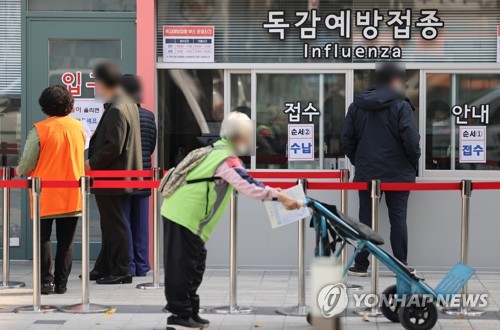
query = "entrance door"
xmin=24 ymin=19 xmax=136 ymax=259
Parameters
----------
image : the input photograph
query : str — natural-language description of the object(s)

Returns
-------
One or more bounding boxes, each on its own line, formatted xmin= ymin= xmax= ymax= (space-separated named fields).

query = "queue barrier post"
xmin=15 ymin=178 xmax=57 ymax=313
xmin=213 ymin=191 xmax=254 ymax=314
xmin=442 ymin=179 xmax=484 ymax=317
xmin=1 ymin=167 xmax=25 ymax=289
xmin=60 ymin=177 xmax=111 ymax=313
xmin=276 ymin=178 xmax=310 ymax=317
xmin=356 ymin=179 xmax=382 ymax=317
xmin=340 ymin=169 xmax=362 ymax=292
xmin=137 ymin=167 xmax=163 ymax=290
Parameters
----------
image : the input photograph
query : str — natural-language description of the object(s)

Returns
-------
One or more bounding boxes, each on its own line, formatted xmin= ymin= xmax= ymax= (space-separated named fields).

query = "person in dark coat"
xmin=122 ymin=74 xmax=157 ymax=277
xmin=341 ymin=63 xmax=421 ymax=276
xmin=85 ymin=61 xmax=143 ymax=285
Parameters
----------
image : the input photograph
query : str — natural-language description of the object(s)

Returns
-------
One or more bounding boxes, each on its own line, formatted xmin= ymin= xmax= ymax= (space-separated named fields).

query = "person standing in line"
xmin=85 ymin=61 xmax=143 ymax=285
xmin=161 ymin=112 xmax=303 ymax=329
xmin=341 ymin=63 xmax=421 ymax=276
xmin=17 ymin=86 xmax=85 ymax=294
xmin=121 ymin=74 xmax=157 ymax=277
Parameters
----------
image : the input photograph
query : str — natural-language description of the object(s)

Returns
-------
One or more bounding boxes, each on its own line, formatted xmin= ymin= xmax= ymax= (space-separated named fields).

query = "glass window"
xmin=158 ymin=69 xmax=225 ymax=169
xmin=426 ymin=73 xmax=500 ymax=171
xmin=48 ymin=39 xmax=122 ymax=244
xmin=256 ymin=73 xmax=346 ymax=170
xmin=28 ymin=0 xmax=136 ymax=11
xmin=354 ymin=69 xmax=420 ymax=126
xmin=230 ymin=73 xmax=251 ymax=167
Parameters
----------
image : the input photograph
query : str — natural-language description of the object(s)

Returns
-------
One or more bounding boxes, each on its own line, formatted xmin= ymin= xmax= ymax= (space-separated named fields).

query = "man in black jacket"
xmin=341 ymin=63 xmax=420 ymax=276
xmin=85 ymin=62 xmax=143 ymax=284
xmin=122 ymin=74 xmax=157 ymax=277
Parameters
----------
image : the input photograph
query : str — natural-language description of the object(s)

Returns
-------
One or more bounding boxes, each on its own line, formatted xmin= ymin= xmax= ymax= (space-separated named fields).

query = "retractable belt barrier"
xmin=0 ymin=169 xmax=498 ymax=317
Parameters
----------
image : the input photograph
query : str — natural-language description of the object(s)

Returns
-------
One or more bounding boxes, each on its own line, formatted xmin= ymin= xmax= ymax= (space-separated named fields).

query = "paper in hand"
xmin=264 ymin=184 xmax=310 ymax=229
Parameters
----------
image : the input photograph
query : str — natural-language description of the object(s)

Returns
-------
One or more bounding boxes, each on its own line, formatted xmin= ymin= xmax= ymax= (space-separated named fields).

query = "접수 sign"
xmin=459 ymin=126 xmax=486 ymax=164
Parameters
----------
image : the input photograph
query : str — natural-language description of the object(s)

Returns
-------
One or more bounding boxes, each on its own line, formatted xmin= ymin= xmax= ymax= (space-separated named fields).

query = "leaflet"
xmin=265 ymin=184 xmax=310 ymax=229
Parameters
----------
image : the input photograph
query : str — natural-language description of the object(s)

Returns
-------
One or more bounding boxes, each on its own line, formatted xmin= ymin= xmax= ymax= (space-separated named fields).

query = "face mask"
xmin=235 ymin=144 xmax=251 ymax=156
xmin=94 ymin=91 xmax=106 ymax=104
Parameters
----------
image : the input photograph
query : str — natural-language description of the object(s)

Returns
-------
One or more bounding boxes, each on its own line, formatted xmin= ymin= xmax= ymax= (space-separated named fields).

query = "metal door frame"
xmin=20 ymin=3 xmax=136 ymax=260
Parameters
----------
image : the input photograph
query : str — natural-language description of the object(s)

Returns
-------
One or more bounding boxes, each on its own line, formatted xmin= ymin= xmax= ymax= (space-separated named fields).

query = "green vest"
xmin=161 ymin=139 xmax=234 ymax=242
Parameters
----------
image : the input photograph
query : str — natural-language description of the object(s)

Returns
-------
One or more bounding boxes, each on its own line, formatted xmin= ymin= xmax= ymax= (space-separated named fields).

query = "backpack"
xmin=159 ymin=144 xmax=227 ymax=198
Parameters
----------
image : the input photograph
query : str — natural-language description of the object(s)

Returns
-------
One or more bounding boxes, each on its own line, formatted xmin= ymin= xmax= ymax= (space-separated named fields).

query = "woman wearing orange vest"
xmin=17 ymin=85 xmax=86 ymax=295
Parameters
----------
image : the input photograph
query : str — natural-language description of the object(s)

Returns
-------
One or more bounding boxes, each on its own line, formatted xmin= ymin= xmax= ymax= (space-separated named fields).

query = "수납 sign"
xmin=288 ymin=124 xmax=315 ymax=161
xmin=163 ymin=25 xmax=215 ymax=63
xmin=459 ymin=126 xmax=486 ymax=164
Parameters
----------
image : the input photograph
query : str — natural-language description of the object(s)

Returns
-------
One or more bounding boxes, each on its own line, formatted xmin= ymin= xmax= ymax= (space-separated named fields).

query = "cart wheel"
xmin=306 ymin=312 xmax=312 ymax=325
xmin=380 ymin=285 xmax=400 ymax=322
xmin=398 ymin=296 xmax=438 ymax=330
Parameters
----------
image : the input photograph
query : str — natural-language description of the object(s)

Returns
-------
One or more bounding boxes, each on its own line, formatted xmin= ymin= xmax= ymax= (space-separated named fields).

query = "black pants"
xmin=163 ymin=217 xmax=206 ymax=318
xmin=355 ymin=190 xmax=410 ymax=270
xmin=93 ymin=194 xmax=131 ymax=276
xmin=40 ymin=217 xmax=79 ymax=286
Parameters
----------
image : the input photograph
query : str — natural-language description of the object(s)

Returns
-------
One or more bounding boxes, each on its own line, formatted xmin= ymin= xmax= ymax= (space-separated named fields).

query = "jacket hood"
xmin=354 ymin=86 xmax=405 ymax=111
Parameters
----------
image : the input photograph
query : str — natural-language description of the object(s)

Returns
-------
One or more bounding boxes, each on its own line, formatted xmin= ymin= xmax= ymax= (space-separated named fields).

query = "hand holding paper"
xmin=265 ymin=184 xmax=310 ymax=229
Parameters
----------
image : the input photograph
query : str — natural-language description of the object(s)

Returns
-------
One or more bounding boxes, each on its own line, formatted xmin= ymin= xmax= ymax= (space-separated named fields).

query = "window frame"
xmin=422 ymin=69 xmax=500 ymax=180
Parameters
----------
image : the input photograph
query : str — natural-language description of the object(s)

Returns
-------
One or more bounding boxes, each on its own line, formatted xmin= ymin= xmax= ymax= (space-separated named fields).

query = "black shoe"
xmin=79 ymin=270 xmax=105 ymax=281
xmin=55 ymin=284 xmax=67 ymax=294
xmin=41 ymin=282 xmax=55 ymax=295
xmin=192 ymin=314 xmax=209 ymax=328
xmin=167 ymin=315 xmax=203 ymax=329
xmin=348 ymin=266 xmax=369 ymax=277
xmin=96 ymin=274 xmax=133 ymax=285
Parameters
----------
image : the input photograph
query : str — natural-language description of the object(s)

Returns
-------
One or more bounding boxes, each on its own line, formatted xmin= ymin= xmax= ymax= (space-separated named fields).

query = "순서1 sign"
xmin=459 ymin=126 xmax=486 ymax=164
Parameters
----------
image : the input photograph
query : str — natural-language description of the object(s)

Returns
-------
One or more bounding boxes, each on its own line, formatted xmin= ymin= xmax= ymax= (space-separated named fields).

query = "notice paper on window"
xmin=265 ymin=184 xmax=310 ymax=229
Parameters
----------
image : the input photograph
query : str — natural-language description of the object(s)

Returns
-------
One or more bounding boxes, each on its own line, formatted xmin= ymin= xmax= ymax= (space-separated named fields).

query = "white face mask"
xmin=235 ymin=144 xmax=251 ymax=156
xmin=94 ymin=90 xmax=106 ymax=104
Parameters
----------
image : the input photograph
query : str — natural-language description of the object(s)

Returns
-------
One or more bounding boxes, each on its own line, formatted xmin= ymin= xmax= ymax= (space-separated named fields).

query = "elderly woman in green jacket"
xmin=162 ymin=111 xmax=302 ymax=329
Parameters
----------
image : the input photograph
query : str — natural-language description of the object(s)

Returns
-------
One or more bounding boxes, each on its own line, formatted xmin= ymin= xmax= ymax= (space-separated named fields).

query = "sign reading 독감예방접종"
xmin=459 ymin=126 xmax=486 ymax=164
xmin=263 ymin=9 xmax=445 ymax=60
xmin=163 ymin=26 xmax=215 ymax=63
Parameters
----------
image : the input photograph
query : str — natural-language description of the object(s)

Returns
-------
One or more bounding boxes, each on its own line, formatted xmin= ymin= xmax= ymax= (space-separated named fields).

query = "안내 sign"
xmin=459 ymin=126 xmax=486 ymax=164
xmin=288 ymin=124 xmax=315 ymax=161
xmin=163 ymin=25 xmax=215 ymax=63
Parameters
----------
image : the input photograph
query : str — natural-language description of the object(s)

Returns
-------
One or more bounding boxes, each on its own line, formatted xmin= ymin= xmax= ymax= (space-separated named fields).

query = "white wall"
xmin=205 ymin=188 xmax=500 ymax=272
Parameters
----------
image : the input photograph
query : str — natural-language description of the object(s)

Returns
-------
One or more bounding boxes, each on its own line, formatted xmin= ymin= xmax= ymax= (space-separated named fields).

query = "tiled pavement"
xmin=1 ymin=262 xmax=500 ymax=329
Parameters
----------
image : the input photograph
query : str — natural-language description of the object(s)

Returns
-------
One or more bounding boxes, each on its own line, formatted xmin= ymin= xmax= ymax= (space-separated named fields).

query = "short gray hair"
xmin=220 ymin=111 xmax=253 ymax=140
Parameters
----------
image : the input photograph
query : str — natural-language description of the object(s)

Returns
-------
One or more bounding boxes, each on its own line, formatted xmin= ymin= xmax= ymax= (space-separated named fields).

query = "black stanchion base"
xmin=60 ymin=303 xmax=111 ymax=314
xmin=0 ymin=281 xmax=25 ymax=290
xmin=14 ymin=305 xmax=58 ymax=313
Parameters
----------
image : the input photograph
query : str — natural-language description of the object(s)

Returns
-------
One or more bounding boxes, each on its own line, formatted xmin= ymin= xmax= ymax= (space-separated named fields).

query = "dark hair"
xmin=38 ymin=85 xmax=74 ymax=117
xmin=93 ymin=61 xmax=122 ymax=88
xmin=122 ymin=74 xmax=142 ymax=104
xmin=376 ymin=62 xmax=406 ymax=85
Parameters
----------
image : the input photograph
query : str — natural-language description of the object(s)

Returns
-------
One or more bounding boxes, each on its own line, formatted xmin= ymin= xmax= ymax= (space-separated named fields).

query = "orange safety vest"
xmin=31 ymin=116 xmax=86 ymax=218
